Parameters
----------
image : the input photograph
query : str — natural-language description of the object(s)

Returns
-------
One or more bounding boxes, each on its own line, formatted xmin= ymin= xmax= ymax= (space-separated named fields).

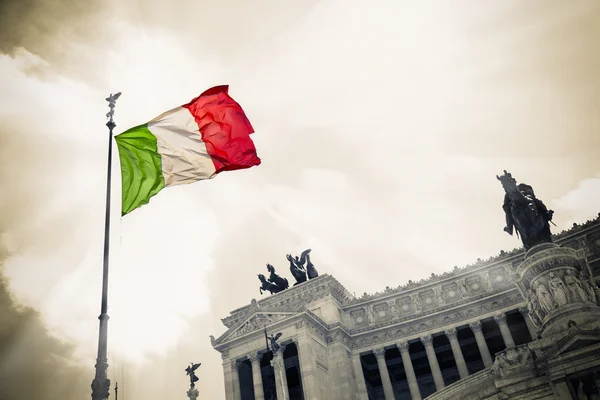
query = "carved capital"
xmin=373 ymin=347 xmax=386 ymax=359
xmin=517 ymin=307 xmax=528 ymax=315
xmin=270 ymin=356 xmax=284 ymax=370
xmin=420 ymin=335 xmax=433 ymax=345
xmin=397 ymin=341 xmax=410 ymax=353
xmin=494 ymin=314 xmax=507 ymax=324
xmin=231 ymin=359 xmax=242 ymax=370
xmin=276 ymin=344 xmax=287 ymax=355
xmin=444 ymin=328 xmax=458 ymax=339
xmin=248 ymin=352 xmax=263 ymax=364
xmin=469 ymin=321 xmax=482 ymax=332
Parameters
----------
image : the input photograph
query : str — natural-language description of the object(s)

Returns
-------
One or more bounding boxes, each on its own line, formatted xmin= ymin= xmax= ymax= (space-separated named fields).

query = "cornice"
xmin=221 ymin=274 xmax=354 ymax=328
xmin=212 ymin=215 xmax=599 ymax=351
xmin=350 ymin=289 xmax=525 ymax=350
xmin=213 ymin=308 xmax=334 ymax=352
xmin=344 ymin=216 xmax=600 ymax=306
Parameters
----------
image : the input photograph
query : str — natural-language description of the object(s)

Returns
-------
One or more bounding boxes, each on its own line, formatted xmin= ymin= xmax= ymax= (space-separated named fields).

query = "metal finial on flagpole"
xmin=91 ymin=92 xmax=121 ymax=400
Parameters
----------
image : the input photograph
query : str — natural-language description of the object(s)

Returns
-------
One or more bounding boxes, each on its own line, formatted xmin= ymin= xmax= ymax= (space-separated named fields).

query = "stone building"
xmin=211 ymin=215 xmax=600 ymax=399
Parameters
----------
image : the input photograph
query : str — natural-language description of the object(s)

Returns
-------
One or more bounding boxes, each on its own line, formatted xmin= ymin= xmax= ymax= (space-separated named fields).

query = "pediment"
xmin=215 ymin=311 xmax=299 ymax=345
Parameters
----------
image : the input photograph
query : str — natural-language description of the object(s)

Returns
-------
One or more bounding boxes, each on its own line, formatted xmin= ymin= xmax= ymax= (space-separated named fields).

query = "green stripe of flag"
xmin=115 ymin=124 xmax=165 ymax=215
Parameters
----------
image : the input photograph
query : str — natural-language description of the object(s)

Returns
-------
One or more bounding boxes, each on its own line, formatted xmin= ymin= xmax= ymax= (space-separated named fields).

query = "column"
xmin=469 ymin=322 xmax=493 ymax=368
xmin=249 ymin=352 xmax=265 ymax=400
xmin=518 ymin=307 xmax=538 ymax=340
xmin=494 ymin=314 xmax=515 ymax=348
xmin=397 ymin=341 xmax=421 ymax=400
xmin=223 ymin=359 xmax=235 ymax=400
xmin=445 ymin=328 xmax=469 ymax=379
xmin=296 ymin=327 xmax=321 ymax=400
xmin=373 ymin=348 xmax=395 ymax=400
xmin=421 ymin=336 xmax=444 ymax=391
xmin=232 ymin=360 xmax=242 ymax=400
xmin=351 ymin=354 xmax=369 ymax=400
xmin=270 ymin=347 xmax=289 ymax=400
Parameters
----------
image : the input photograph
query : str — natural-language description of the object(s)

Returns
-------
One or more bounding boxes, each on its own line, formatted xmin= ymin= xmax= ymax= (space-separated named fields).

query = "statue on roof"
xmin=258 ymin=273 xmax=286 ymax=295
xmin=266 ymin=264 xmax=289 ymax=290
xmin=497 ymin=170 xmax=554 ymax=250
xmin=287 ymin=248 xmax=318 ymax=285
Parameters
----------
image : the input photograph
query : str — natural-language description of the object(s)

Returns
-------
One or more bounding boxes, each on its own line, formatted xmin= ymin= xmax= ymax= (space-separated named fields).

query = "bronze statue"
xmin=267 ymin=332 xmax=283 ymax=353
xmin=266 ymin=264 xmax=289 ymax=290
xmin=185 ymin=362 xmax=201 ymax=387
xmin=287 ymin=253 xmax=307 ymax=285
xmin=497 ymin=170 xmax=554 ymax=250
xmin=258 ymin=274 xmax=286 ymax=295
xmin=287 ymin=248 xmax=318 ymax=285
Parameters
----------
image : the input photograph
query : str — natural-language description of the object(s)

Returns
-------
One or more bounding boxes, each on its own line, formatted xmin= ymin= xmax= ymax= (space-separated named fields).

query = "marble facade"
xmin=211 ymin=215 xmax=600 ymax=399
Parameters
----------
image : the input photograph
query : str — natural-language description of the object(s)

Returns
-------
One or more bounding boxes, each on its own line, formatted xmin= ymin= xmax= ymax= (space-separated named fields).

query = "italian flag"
xmin=115 ymin=85 xmax=261 ymax=215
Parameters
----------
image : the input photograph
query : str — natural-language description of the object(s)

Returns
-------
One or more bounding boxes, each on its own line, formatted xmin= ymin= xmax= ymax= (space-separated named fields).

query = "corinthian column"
xmin=231 ymin=360 xmax=242 ymax=400
xmin=397 ymin=341 xmax=421 ymax=400
xmin=351 ymin=354 xmax=369 ymax=400
xmin=445 ymin=328 xmax=469 ymax=379
xmin=469 ymin=322 xmax=493 ymax=368
xmin=421 ymin=336 xmax=444 ymax=391
xmin=494 ymin=314 xmax=515 ymax=348
xmin=373 ymin=348 xmax=395 ymax=400
xmin=270 ymin=347 xmax=289 ymax=400
xmin=249 ymin=352 xmax=265 ymax=400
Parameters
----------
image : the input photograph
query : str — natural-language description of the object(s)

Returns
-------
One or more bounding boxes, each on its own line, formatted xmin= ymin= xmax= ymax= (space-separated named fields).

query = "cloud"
xmin=0 ymin=260 xmax=91 ymax=400
xmin=551 ymin=175 xmax=600 ymax=226
xmin=1 ymin=1 xmax=600 ymax=399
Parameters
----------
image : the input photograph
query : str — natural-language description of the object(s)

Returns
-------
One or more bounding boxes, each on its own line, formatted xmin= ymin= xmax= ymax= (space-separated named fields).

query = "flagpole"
xmin=92 ymin=92 xmax=121 ymax=400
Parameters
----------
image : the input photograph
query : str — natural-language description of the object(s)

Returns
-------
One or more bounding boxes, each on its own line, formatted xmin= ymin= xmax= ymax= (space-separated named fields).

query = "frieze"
xmin=351 ymin=292 xmax=524 ymax=349
xmin=212 ymin=217 xmax=600 ymax=354
xmin=343 ymin=215 xmax=600 ymax=307
xmin=347 ymin=280 xmax=518 ymax=334
xmin=328 ymin=329 xmax=352 ymax=347
xmin=521 ymin=257 xmax=581 ymax=287
xmin=225 ymin=312 xmax=296 ymax=342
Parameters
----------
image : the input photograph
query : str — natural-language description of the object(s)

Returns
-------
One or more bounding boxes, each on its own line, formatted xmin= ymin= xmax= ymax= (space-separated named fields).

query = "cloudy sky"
xmin=1 ymin=0 xmax=599 ymax=398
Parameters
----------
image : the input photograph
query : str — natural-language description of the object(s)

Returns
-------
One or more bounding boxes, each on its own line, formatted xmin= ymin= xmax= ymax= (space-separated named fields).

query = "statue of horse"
xmin=266 ymin=264 xmax=289 ymax=290
xmin=302 ymin=249 xmax=319 ymax=279
xmin=258 ymin=273 xmax=285 ymax=295
xmin=287 ymin=254 xmax=307 ymax=285
xmin=497 ymin=170 xmax=554 ymax=250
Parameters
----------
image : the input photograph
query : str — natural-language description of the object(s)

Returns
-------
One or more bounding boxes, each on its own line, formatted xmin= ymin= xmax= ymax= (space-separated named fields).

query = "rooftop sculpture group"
xmin=258 ymin=249 xmax=319 ymax=295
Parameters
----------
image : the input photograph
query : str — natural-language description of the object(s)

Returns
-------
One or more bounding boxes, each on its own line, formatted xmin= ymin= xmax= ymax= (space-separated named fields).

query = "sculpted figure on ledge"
xmin=497 ymin=170 xmax=554 ymax=250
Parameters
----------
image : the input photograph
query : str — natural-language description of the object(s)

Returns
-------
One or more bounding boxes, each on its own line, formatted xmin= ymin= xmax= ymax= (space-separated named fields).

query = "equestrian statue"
xmin=497 ymin=170 xmax=554 ymax=250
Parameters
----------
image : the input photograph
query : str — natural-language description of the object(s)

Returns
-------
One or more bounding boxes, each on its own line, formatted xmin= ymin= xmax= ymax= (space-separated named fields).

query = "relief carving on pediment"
xmin=230 ymin=313 xmax=292 ymax=339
